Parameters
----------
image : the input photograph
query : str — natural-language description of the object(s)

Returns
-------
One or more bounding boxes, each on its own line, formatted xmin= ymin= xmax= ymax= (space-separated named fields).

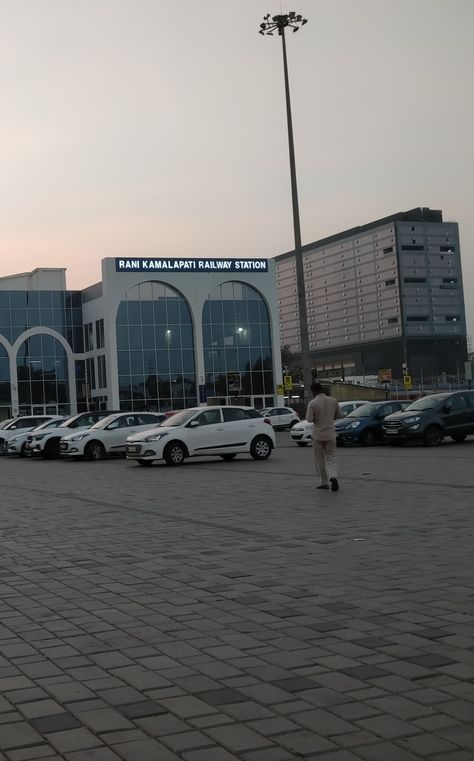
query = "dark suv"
xmin=383 ymin=391 xmax=474 ymax=446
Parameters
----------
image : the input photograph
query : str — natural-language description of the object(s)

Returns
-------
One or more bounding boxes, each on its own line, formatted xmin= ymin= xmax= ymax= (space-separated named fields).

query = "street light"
xmin=259 ymin=11 xmax=312 ymax=404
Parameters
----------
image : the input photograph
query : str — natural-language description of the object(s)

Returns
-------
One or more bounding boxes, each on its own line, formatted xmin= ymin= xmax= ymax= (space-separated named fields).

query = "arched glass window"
xmin=16 ymin=335 xmax=69 ymax=408
xmin=203 ymin=282 xmax=274 ymax=398
xmin=0 ymin=343 xmax=11 ymax=408
xmin=116 ymin=281 xmax=196 ymax=411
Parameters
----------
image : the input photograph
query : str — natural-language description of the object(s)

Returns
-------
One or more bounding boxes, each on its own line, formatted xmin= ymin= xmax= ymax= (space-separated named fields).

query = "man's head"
xmin=310 ymin=381 xmax=323 ymax=396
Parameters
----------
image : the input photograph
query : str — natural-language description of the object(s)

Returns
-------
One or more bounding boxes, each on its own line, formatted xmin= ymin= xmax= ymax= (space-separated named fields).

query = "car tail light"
xmin=264 ymin=417 xmax=272 ymax=426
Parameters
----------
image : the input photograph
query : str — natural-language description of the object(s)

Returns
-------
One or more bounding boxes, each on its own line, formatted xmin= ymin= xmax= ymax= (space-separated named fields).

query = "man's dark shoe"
xmin=317 ymin=485 xmax=329 ymax=490
xmin=330 ymin=478 xmax=339 ymax=492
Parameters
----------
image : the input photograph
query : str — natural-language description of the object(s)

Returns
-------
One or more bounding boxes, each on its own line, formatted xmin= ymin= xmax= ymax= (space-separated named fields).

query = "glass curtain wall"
xmin=203 ymin=282 xmax=274 ymax=401
xmin=16 ymin=335 xmax=69 ymax=413
xmin=0 ymin=291 xmax=83 ymax=350
xmin=116 ymin=281 xmax=197 ymax=411
xmin=0 ymin=344 xmax=11 ymax=413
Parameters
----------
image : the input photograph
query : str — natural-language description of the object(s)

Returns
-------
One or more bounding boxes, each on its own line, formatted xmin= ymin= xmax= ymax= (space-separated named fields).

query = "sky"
xmin=1 ymin=0 xmax=473 ymax=340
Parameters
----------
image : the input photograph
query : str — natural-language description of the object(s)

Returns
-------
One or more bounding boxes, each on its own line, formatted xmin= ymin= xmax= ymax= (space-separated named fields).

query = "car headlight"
xmin=70 ymin=434 xmax=90 ymax=441
xmin=403 ymin=416 xmax=420 ymax=425
xmin=347 ymin=421 xmax=361 ymax=429
xmin=144 ymin=433 xmax=169 ymax=442
xmin=33 ymin=434 xmax=45 ymax=441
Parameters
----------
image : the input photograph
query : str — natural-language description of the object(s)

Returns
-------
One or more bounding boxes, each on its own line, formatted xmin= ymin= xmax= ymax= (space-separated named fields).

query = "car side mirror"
xmin=188 ymin=420 xmax=200 ymax=428
xmin=443 ymin=404 xmax=453 ymax=413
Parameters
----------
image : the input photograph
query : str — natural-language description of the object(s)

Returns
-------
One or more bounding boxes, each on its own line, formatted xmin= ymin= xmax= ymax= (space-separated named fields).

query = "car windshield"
xmin=404 ymin=396 xmax=447 ymax=411
xmin=346 ymin=403 xmax=375 ymax=418
xmin=160 ymin=409 xmax=198 ymax=427
xmin=90 ymin=415 xmax=119 ymax=430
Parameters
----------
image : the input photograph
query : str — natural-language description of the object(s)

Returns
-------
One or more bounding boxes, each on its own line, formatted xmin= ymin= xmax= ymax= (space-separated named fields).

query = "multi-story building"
xmin=0 ymin=257 xmax=281 ymax=419
xmin=275 ymin=207 xmax=467 ymax=380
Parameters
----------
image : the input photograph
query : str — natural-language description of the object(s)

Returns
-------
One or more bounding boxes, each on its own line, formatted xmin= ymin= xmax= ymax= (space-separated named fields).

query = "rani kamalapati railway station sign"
xmin=115 ymin=258 xmax=268 ymax=272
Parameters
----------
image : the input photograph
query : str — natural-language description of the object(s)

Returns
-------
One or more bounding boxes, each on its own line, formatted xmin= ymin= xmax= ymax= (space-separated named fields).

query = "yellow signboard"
xmin=284 ymin=375 xmax=293 ymax=391
xmin=276 ymin=384 xmax=284 ymax=396
xmin=403 ymin=375 xmax=412 ymax=390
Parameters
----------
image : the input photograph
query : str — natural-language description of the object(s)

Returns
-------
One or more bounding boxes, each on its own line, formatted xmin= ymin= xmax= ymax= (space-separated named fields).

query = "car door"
xmin=440 ymin=394 xmax=470 ymax=435
xmin=185 ymin=408 xmax=227 ymax=455
xmin=264 ymin=408 xmax=279 ymax=426
xmin=222 ymin=407 xmax=255 ymax=450
xmin=103 ymin=415 xmax=141 ymax=452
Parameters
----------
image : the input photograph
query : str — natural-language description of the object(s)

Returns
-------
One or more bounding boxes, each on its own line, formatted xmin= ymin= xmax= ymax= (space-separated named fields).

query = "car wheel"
xmin=450 ymin=433 xmax=467 ymax=443
xmin=361 ymin=429 xmax=377 ymax=446
xmin=137 ymin=459 xmax=153 ymax=466
xmin=164 ymin=441 xmax=186 ymax=466
xmin=84 ymin=441 xmax=105 ymax=461
xmin=19 ymin=443 xmax=28 ymax=458
xmin=220 ymin=453 xmax=237 ymax=461
xmin=0 ymin=438 xmax=6 ymax=456
xmin=250 ymin=435 xmax=272 ymax=460
xmin=296 ymin=442 xmax=308 ymax=447
xmin=43 ymin=439 xmax=60 ymax=459
xmin=422 ymin=425 xmax=443 ymax=447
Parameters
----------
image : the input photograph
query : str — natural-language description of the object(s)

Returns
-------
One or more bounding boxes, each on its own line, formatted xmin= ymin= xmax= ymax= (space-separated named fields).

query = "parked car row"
xmin=291 ymin=391 xmax=474 ymax=448
xmin=290 ymin=400 xmax=370 ymax=446
xmin=1 ymin=406 xmax=277 ymax=466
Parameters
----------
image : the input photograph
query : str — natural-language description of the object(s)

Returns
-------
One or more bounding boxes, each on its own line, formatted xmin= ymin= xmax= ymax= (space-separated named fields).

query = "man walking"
xmin=306 ymin=381 xmax=342 ymax=492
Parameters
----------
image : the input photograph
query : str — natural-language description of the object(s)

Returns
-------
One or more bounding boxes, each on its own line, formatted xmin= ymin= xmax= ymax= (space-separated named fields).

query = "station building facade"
xmin=0 ymin=257 xmax=281 ymax=419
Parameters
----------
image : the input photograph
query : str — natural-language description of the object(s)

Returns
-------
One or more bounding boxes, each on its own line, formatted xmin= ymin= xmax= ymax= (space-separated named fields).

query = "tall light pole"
xmin=259 ymin=12 xmax=312 ymax=404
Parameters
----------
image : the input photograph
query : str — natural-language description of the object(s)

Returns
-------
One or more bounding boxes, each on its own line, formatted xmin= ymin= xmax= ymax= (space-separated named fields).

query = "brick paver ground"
xmin=0 ymin=434 xmax=474 ymax=760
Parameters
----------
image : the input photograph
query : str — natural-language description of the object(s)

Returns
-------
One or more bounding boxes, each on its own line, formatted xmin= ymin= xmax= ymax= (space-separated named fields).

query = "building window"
xmin=388 ymin=317 xmax=398 ymax=324
xmin=86 ymin=357 xmax=96 ymax=391
xmin=97 ymin=355 xmax=107 ymax=388
xmin=404 ymin=277 xmax=426 ymax=284
xmin=406 ymin=316 xmax=429 ymax=322
xmin=84 ymin=322 xmax=94 ymax=352
xmin=385 ymin=279 xmax=395 ymax=286
xmin=16 ymin=334 xmax=69 ymax=411
xmin=95 ymin=319 xmax=105 ymax=349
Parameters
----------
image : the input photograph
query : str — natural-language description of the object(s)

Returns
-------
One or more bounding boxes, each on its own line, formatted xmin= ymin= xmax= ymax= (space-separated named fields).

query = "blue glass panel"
xmin=169 ymin=351 xmax=183 ymax=374
xmin=210 ymin=301 xmax=223 ymax=323
xmin=127 ymin=301 xmax=141 ymax=324
xmin=116 ymin=302 xmax=128 ymax=326
xmin=26 ymin=308 xmax=40 ymax=326
xmin=18 ymin=381 xmax=31 ymax=403
xmin=0 ymin=293 xmax=10 ymax=308
xmin=182 ymin=350 xmax=195 ymax=373
xmin=225 ymin=348 xmax=238 ymax=369
xmin=180 ymin=325 xmax=193 ymax=349
xmin=128 ymin=325 xmax=143 ymax=349
xmin=246 ymin=300 xmax=260 ymax=322
xmin=10 ymin=291 xmax=27 ymax=308
xmin=117 ymin=351 xmax=130 ymax=375
xmin=166 ymin=299 xmax=179 ymax=324
xmin=143 ymin=350 xmax=157 ymax=373
xmin=222 ymin=301 xmax=235 ymax=322
xmin=202 ymin=301 xmax=211 ymax=324
xmin=140 ymin=301 xmax=154 ymax=324
xmin=51 ymin=292 xmax=64 ymax=308
xmin=26 ymin=292 xmax=40 ymax=307
xmin=119 ymin=377 xmax=132 ymax=399
xmin=179 ymin=300 xmax=191 ymax=322
xmin=0 ymin=308 xmax=10 ymax=328
xmin=0 ymin=357 xmax=10 ymax=382
xmin=39 ymin=291 xmax=52 ymax=308
xmin=251 ymin=372 xmax=264 ymax=394
xmin=116 ymin=325 xmax=129 ymax=350
xmin=210 ymin=324 xmax=224 ymax=346
xmin=141 ymin=326 xmax=155 ymax=350
xmin=235 ymin=301 xmax=248 ymax=323
xmin=130 ymin=351 xmax=144 ymax=374
xmin=154 ymin=301 xmax=167 ymax=323
xmin=11 ymin=309 xmax=27 ymax=327
xmin=156 ymin=351 xmax=170 ymax=373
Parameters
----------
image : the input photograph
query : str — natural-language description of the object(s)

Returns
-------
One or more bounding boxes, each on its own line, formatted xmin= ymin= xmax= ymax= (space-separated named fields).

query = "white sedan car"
xmin=7 ymin=417 xmax=66 ymax=457
xmin=60 ymin=412 xmax=166 ymax=460
xmin=291 ymin=400 xmax=371 ymax=446
xmin=259 ymin=407 xmax=300 ymax=429
xmin=126 ymin=406 xmax=276 ymax=466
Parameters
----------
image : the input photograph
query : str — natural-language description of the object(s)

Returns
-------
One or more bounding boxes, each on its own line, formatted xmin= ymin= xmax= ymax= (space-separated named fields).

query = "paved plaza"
xmin=0 ymin=435 xmax=474 ymax=761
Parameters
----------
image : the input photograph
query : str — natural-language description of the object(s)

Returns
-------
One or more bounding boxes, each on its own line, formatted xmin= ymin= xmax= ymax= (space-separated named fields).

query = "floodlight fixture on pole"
xmin=258 ymin=11 xmax=313 ymax=404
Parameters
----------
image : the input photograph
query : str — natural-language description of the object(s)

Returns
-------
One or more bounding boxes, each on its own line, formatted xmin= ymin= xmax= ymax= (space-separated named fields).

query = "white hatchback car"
xmin=290 ymin=400 xmax=371 ymax=446
xmin=259 ymin=407 xmax=300 ymax=430
xmin=60 ymin=412 xmax=166 ymax=460
xmin=7 ymin=417 xmax=66 ymax=457
xmin=126 ymin=406 xmax=276 ymax=466
xmin=0 ymin=415 xmax=55 ymax=454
